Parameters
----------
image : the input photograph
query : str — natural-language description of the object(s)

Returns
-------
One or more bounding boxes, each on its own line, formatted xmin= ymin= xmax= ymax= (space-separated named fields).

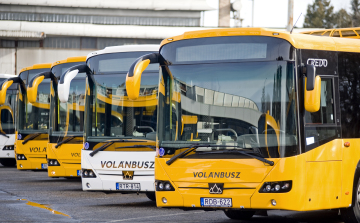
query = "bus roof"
xmin=160 ymin=27 xmax=360 ymax=53
xmin=86 ymin=44 xmax=159 ymax=60
xmin=51 ymin=56 xmax=87 ymax=68
xmin=19 ymin=63 xmax=52 ymax=73
xmin=301 ymin=27 xmax=360 ymax=39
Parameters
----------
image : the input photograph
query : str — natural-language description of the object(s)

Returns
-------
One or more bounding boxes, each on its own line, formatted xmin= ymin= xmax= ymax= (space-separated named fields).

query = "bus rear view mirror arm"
xmin=0 ymin=77 xmax=22 ymax=105
xmin=126 ymin=53 xmax=160 ymax=100
xmin=304 ymin=64 xmax=321 ymax=112
xmin=58 ymin=64 xmax=89 ymax=103
xmin=27 ymin=71 xmax=54 ymax=103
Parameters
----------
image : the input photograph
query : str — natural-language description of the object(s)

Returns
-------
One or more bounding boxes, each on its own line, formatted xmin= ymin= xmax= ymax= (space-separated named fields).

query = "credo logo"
xmin=307 ymin=58 xmax=328 ymax=67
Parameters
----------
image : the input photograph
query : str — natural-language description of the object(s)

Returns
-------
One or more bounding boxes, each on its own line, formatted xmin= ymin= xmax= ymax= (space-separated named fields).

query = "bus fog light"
xmin=20 ymin=164 xmax=23 ymax=168
xmin=51 ymin=171 xmax=55 ymax=175
xmin=162 ymin=197 xmax=167 ymax=204
xmin=271 ymin=199 xmax=277 ymax=206
xmin=275 ymin=184 xmax=280 ymax=191
xmin=86 ymin=183 xmax=91 ymax=188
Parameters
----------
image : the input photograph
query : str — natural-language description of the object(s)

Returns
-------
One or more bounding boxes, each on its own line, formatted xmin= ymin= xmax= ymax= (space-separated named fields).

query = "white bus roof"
xmin=87 ymin=44 xmax=159 ymax=60
xmin=0 ymin=74 xmax=17 ymax=78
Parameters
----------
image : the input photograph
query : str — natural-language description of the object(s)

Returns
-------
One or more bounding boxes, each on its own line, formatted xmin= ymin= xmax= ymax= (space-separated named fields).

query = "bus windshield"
xmin=158 ymin=37 xmax=298 ymax=158
xmin=18 ymin=69 xmax=50 ymax=132
xmin=50 ymin=62 xmax=86 ymax=138
xmin=86 ymin=51 xmax=159 ymax=142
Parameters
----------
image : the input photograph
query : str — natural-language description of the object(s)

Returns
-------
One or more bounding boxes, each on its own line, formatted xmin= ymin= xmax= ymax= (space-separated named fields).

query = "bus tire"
xmin=224 ymin=209 xmax=255 ymax=220
xmin=145 ymin=192 xmax=156 ymax=201
xmin=341 ymin=175 xmax=360 ymax=223
xmin=0 ymin=158 xmax=16 ymax=167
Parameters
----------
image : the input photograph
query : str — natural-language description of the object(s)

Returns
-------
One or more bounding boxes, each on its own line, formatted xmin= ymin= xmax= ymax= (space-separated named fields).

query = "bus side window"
xmin=304 ymin=78 xmax=337 ymax=149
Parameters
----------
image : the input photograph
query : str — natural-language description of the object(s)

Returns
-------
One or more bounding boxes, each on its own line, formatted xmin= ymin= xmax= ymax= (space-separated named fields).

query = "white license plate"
xmin=116 ymin=183 xmax=141 ymax=191
xmin=41 ymin=163 xmax=48 ymax=169
xmin=200 ymin=198 xmax=232 ymax=207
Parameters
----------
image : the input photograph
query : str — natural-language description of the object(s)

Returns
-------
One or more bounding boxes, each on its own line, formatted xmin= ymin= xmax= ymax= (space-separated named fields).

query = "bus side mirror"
xmin=58 ymin=69 xmax=79 ymax=103
xmin=58 ymin=64 xmax=88 ymax=103
xmin=0 ymin=80 xmax=14 ymax=105
xmin=126 ymin=53 xmax=159 ymax=100
xmin=27 ymin=71 xmax=53 ymax=103
xmin=304 ymin=65 xmax=321 ymax=112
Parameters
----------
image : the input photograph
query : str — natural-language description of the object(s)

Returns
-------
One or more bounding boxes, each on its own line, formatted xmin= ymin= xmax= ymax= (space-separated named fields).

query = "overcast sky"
xmin=203 ymin=0 xmax=352 ymax=28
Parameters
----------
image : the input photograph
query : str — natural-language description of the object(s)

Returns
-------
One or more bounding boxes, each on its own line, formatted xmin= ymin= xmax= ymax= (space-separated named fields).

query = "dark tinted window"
xmin=51 ymin=62 xmax=84 ymax=78
xmin=87 ymin=51 xmax=158 ymax=74
xmin=160 ymin=36 xmax=293 ymax=65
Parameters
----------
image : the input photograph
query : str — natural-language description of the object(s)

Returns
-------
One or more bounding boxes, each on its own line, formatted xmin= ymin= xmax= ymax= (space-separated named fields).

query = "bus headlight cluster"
xmin=259 ymin=181 xmax=292 ymax=193
xmin=155 ymin=180 xmax=175 ymax=191
xmin=3 ymin=146 xmax=14 ymax=150
xmin=82 ymin=169 xmax=96 ymax=178
xmin=16 ymin=154 xmax=27 ymax=160
xmin=48 ymin=159 xmax=60 ymax=166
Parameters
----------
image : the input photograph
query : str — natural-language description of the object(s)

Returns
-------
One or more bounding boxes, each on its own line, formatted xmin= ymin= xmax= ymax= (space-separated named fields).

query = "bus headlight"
xmin=82 ymin=169 xmax=96 ymax=178
xmin=48 ymin=159 xmax=60 ymax=166
xmin=3 ymin=146 xmax=14 ymax=150
xmin=16 ymin=154 xmax=27 ymax=160
xmin=259 ymin=181 xmax=292 ymax=193
xmin=155 ymin=180 xmax=175 ymax=191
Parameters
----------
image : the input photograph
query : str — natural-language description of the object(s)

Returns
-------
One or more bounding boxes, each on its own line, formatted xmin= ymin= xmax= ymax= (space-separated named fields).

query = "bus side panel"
xmin=340 ymin=138 xmax=360 ymax=208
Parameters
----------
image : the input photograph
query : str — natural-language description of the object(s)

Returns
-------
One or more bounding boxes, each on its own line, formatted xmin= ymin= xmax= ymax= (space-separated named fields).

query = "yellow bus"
xmin=0 ymin=63 xmax=52 ymax=170
xmin=27 ymin=57 xmax=86 ymax=177
xmin=301 ymin=27 xmax=360 ymax=39
xmin=126 ymin=28 xmax=360 ymax=222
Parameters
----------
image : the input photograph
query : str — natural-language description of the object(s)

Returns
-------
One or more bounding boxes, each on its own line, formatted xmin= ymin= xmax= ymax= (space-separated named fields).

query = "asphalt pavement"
xmin=0 ymin=164 xmax=345 ymax=222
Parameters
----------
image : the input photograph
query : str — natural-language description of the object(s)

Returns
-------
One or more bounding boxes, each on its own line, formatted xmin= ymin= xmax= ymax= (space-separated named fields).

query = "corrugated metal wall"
xmin=0 ymin=37 xmax=161 ymax=49
xmin=0 ymin=12 xmax=199 ymax=27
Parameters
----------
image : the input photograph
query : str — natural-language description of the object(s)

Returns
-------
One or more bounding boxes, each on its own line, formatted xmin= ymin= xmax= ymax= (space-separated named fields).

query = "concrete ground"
xmin=0 ymin=164 xmax=345 ymax=222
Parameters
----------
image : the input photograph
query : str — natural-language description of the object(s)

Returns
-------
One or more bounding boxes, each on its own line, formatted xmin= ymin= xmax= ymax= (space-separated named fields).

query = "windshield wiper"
xmin=55 ymin=136 xmax=76 ymax=148
xmin=22 ymin=133 xmax=42 ymax=145
xmin=115 ymin=145 xmax=156 ymax=150
xmin=166 ymin=144 xmax=274 ymax=166
xmin=89 ymin=139 xmax=147 ymax=157
xmin=0 ymin=132 xmax=9 ymax=138
xmin=196 ymin=150 xmax=274 ymax=166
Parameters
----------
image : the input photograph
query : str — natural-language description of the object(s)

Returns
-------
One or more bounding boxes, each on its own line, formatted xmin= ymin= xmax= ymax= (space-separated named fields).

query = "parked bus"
xmin=0 ymin=63 xmax=51 ymax=170
xmin=27 ymin=57 xmax=86 ymax=177
xmin=58 ymin=45 xmax=159 ymax=200
xmin=0 ymin=74 xmax=18 ymax=167
xmin=126 ymin=28 xmax=360 ymax=222
xmin=301 ymin=27 xmax=360 ymax=39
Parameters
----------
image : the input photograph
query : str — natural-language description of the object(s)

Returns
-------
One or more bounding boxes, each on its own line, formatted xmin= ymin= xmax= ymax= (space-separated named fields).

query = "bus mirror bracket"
xmin=126 ymin=53 xmax=159 ymax=100
xmin=304 ymin=64 xmax=321 ymax=112
xmin=58 ymin=64 xmax=88 ymax=103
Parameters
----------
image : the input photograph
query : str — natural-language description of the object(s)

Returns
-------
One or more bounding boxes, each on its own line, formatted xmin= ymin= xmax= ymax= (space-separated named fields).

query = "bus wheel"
xmin=145 ymin=192 xmax=156 ymax=201
xmin=224 ymin=209 xmax=255 ymax=220
xmin=0 ymin=158 xmax=16 ymax=167
xmin=341 ymin=176 xmax=360 ymax=223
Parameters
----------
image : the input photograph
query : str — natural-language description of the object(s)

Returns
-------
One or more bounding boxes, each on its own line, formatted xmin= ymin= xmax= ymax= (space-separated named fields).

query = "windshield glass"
xmin=18 ymin=68 xmax=50 ymax=132
xmin=0 ymin=78 xmax=17 ymax=134
xmin=86 ymin=51 xmax=158 ymax=142
xmin=158 ymin=37 xmax=298 ymax=158
xmin=50 ymin=62 xmax=86 ymax=138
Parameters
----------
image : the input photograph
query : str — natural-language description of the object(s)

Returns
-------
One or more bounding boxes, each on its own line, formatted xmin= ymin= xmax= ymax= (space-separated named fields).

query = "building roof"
xmin=87 ymin=45 xmax=159 ymax=59
xmin=160 ymin=27 xmax=360 ymax=53
xmin=1 ymin=0 xmax=213 ymax=11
